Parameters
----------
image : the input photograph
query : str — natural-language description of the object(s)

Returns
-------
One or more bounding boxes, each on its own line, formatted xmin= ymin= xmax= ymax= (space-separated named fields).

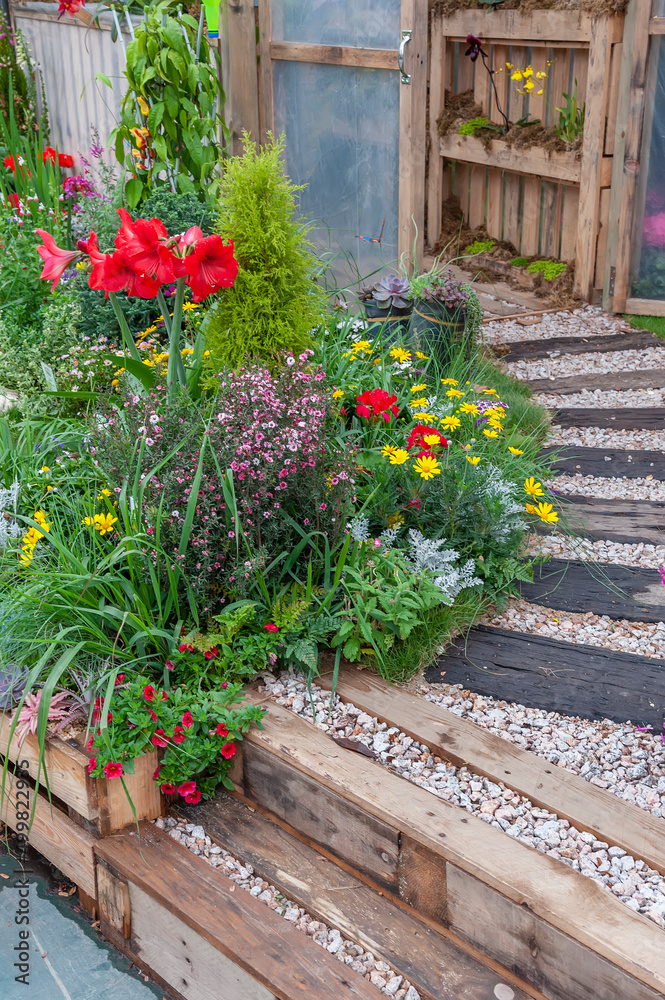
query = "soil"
xmin=431 ymin=0 xmax=628 ymax=15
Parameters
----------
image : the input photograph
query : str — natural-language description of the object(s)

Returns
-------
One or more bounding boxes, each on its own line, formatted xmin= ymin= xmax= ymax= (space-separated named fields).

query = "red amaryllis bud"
xmin=35 ymin=229 xmax=80 ymax=292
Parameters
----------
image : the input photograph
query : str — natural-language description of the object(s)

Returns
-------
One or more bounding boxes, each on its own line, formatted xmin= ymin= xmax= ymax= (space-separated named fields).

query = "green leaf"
xmin=153 ymin=134 xmax=167 ymax=162
xmin=147 ymin=101 xmax=165 ymax=135
xmin=188 ymin=132 xmax=204 ymax=166
xmin=124 ymin=176 xmax=144 ymax=209
xmin=96 ymin=72 xmax=113 ymax=89
xmin=163 ymin=86 xmax=179 ymax=118
xmin=102 ymin=354 xmax=157 ymax=390
xmin=188 ymin=61 xmax=198 ymax=94
xmin=162 ymin=16 xmax=186 ymax=54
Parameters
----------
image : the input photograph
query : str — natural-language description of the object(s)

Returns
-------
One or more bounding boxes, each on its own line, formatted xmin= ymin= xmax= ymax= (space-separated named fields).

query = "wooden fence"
xmin=426 ymin=9 xmax=625 ymax=301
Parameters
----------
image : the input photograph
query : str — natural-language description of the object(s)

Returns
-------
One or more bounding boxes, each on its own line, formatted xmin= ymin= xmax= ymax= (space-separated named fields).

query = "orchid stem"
xmin=108 ymin=292 xmax=142 ymax=363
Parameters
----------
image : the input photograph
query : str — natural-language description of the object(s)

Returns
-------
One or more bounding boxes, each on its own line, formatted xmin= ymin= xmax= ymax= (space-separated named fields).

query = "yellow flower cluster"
xmin=506 ymin=62 xmax=548 ymax=96
xmin=20 ymin=510 xmax=50 ymax=567
xmin=523 ymin=479 xmax=558 ymax=523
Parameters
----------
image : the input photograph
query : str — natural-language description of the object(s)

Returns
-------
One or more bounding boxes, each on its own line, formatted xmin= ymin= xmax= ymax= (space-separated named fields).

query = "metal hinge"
xmin=608 ymin=266 xmax=616 ymax=297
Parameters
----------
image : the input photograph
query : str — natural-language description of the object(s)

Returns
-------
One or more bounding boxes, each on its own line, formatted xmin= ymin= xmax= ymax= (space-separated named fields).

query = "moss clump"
xmin=203 ymin=133 xmax=325 ymax=368
xmin=511 ymin=257 xmax=529 ymax=267
xmin=458 ymin=117 xmax=490 ymax=136
xmin=527 ymin=259 xmax=567 ymax=281
xmin=464 ymin=239 xmax=496 ymax=256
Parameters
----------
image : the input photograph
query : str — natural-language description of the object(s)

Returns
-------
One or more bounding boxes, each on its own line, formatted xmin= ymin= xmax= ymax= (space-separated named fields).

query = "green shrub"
xmin=203 ymin=133 xmax=325 ymax=368
xmin=141 ymin=189 xmax=215 ymax=237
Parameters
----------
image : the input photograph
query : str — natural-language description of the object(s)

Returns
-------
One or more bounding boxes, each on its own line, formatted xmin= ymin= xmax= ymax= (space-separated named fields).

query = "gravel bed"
xmin=156 ymin=814 xmax=421 ymax=999
xmin=546 ymin=425 xmax=665 ymax=451
xmin=482 ymin=597 xmax=665 ymax=659
xmin=547 ymin=473 xmax=665 ymax=501
xmin=260 ymin=673 xmax=665 ymax=928
xmin=483 ymin=306 xmax=629 ymax=345
xmin=507 ymin=346 xmax=665 ymax=382
xmin=536 ymin=387 xmax=665 ymax=409
xmin=525 ymin=532 xmax=665 ymax=569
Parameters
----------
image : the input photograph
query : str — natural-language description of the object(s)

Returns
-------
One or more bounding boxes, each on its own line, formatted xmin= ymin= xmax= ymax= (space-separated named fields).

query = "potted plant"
xmin=359 ymin=274 xmax=412 ymax=343
xmin=409 ymin=272 xmax=471 ymax=366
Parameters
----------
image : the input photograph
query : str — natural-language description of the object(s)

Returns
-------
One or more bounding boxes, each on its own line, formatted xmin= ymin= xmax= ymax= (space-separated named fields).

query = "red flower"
xmin=152 ymin=765 xmax=161 ymax=781
xmin=57 ymin=0 xmax=83 ymax=21
xmin=355 ymin=389 xmax=399 ymax=423
xmin=103 ymin=762 xmax=123 ymax=779
xmin=87 ymin=757 xmax=96 ymax=775
xmin=172 ymin=725 xmax=186 ymax=745
xmin=7 ymin=192 xmax=19 ymax=210
xmin=165 ymin=660 xmax=175 ymax=671
xmin=114 ymin=673 xmax=126 ymax=686
xmin=184 ymin=235 xmax=238 ymax=302
xmin=178 ymin=643 xmax=194 ymax=653
xmin=116 ymin=209 xmax=184 ymax=284
xmin=263 ymin=623 xmax=279 ymax=633
xmin=103 ymin=247 xmax=160 ymax=299
xmin=216 ymin=723 xmax=228 ymax=738
xmin=203 ymin=646 xmax=218 ymax=660
xmin=58 ymin=153 xmax=74 ymax=168
xmin=182 ymin=711 xmax=194 ymax=728
xmin=144 ymin=684 xmax=156 ymax=702
xmin=160 ymin=783 xmax=177 ymax=794
xmin=77 ymin=231 xmax=108 ymax=292
xmin=85 ymin=736 xmax=94 ymax=751
xmin=42 ymin=146 xmax=57 ymax=164
xmin=184 ymin=790 xmax=202 ymax=804
xmin=35 ymin=229 xmax=80 ymax=292
xmin=151 ymin=729 xmax=169 ymax=747
xmin=161 ymin=691 xmax=168 ymax=701
xmin=221 ymin=742 xmax=237 ymax=759
xmin=406 ymin=425 xmax=448 ymax=451
xmin=148 ymin=708 xmax=157 ymax=722
xmin=4 ymin=154 xmax=15 ymax=171
xmin=177 ymin=780 xmax=197 ymax=797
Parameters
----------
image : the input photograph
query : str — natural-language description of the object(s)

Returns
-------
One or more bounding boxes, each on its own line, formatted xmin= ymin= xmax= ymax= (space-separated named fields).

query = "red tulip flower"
xmin=184 ymin=235 xmax=238 ymax=302
xmin=35 ymin=229 xmax=80 ymax=292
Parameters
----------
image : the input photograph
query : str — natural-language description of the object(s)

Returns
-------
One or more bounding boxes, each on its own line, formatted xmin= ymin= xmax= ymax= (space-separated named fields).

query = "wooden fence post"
xmin=222 ymin=0 xmax=260 ymax=152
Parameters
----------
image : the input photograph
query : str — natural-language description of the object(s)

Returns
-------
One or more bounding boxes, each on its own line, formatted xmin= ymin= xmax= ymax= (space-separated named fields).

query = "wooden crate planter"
xmin=428 ymin=8 xmax=625 ymax=300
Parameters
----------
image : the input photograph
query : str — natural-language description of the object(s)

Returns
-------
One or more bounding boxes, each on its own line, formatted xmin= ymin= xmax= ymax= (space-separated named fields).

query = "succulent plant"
xmin=418 ymin=276 xmax=470 ymax=309
xmin=0 ymin=664 xmax=27 ymax=710
xmin=368 ymin=274 xmax=412 ymax=310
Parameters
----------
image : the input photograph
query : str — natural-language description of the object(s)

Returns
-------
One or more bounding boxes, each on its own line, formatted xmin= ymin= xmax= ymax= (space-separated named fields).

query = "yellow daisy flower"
xmin=446 ymin=388 xmax=464 ymax=399
xmin=466 ymin=456 xmax=481 ymax=465
xmin=415 ymin=352 xmax=429 ymax=360
xmin=332 ymin=389 xmax=344 ymax=399
xmin=533 ymin=502 xmax=558 ymax=524
xmin=508 ymin=446 xmax=524 ymax=456
xmin=413 ymin=412 xmax=438 ymax=422
xmin=410 ymin=398 xmax=429 ymax=409
xmin=381 ymin=445 xmax=398 ymax=458
xmin=387 ymin=512 xmax=405 ymax=527
xmin=423 ymin=434 xmax=443 ymax=447
xmin=459 ymin=402 xmax=479 ymax=416
xmin=483 ymin=429 xmax=499 ymax=438
xmin=388 ymin=449 xmax=410 ymax=466
xmin=410 ymin=384 xmax=427 ymax=392
xmin=524 ymin=477 xmax=544 ymax=498
xmin=441 ymin=378 xmax=459 ymax=386
xmin=440 ymin=416 xmax=461 ymax=431
xmin=482 ymin=388 xmax=498 ymax=396
xmin=413 ymin=455 xmax=441 ymax=480
xmin=390 ymin=347 xmax=412 ymax=364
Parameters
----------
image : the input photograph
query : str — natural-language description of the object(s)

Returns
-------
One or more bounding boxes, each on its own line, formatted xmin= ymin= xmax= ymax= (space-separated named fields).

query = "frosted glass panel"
xmin=274 ymin=60 xmax=400 ymax=289
xmin=271 ymin=0 xmax=401 ymax=49
xmin=632 ymin=37 xmax=665 ymax=300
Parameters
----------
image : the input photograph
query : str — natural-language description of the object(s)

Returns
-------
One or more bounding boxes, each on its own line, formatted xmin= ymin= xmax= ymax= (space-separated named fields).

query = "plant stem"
xmin=108 ymin=292 xmax=142 ymax=363
xmin=166 ymin=277 xmax=188 ymax=391
xmin=481 ymin=51 xmax=510 ymax=134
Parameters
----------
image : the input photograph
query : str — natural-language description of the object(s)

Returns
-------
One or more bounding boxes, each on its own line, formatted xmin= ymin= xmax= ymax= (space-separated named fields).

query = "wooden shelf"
xmin=439 ymin=132 xmax=581 ymax=184
xmin=439 ymin=10 xmax=623 ymax=45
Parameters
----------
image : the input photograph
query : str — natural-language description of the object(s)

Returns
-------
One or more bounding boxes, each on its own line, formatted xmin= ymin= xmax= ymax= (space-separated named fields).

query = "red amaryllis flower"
xmin=117 ymin=209 xmax=184 ymax=284
xmin=203 ymin=646 xmax=218 ymax=660
xmin=263 ymin=623 xmax=279 ymax=633
xmin=151 ymin=729 xmax=169 ymax=747
xmin=103 ymin=762 xmax=123 ymax=779
xmin=184 ymin=235 xmax=238 ymax=302
xmin=221 ymin=742 xmax=237 ymax=759
xmin=35 ymin=229 xmax=80 ymax=292
xmin=77 ymin=231 xmax=108 ymax=291
xmin=184 ymin=790 xmax=202 ymax=804
xmin=161 ymin=783 xmax=177 ymax=794
xmin=103 ymin=247 xmax=160 ymax=299
xmin=144 ymin=684 xmax=156 ymax=702
xmin=406 ymin=425 xmax=448 ymax=451
xmin=182 ymin=711 xmax=194 ymax=728
xmin=355 ymin=389 xmax=399 ymax=423
xmin=87 ymin=757 xmax=96 ymax=775
xmin=216 ymin=723 xmax=228 ymax=738
xmin=57 ymin=0 xmax=83 ymax=19
xmin=172 ymin=725 xmax=186 ymax=745
xmin=177 ymin=780 xmax=197 ymax=797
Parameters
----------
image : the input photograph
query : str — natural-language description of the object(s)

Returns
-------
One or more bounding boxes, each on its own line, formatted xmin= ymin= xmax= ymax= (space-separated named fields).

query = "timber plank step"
xmin=317 ymin=667 xmax=665 ymax=877
xmin=492 ymin=330 xmax=659 ymax=361
xmin=240 ymin=697 xmax=665 ymax=1000
xmin=94 ymin=822 xmax=377 ymax=1000
xmin=528 ymin=368 xmax=665 ymax=394
xmin=554 ymin=407 xmax=665 ymax=429
xmin=542 ymin=445 xmax=664 ymax=478
xmin=179 ymin=795 xmax=537 ymax=1000
xmin=537 ymin=495 xmax=665 ymax=543
xmin=425 ymin=626 xmax=665 ymax=728
xmin=518 ymin=558 xmax=665 ymax=622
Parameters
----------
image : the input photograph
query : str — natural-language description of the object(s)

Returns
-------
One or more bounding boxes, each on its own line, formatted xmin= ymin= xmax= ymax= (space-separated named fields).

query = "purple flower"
xmin=465 ymin=34 xmax=484 ymax=63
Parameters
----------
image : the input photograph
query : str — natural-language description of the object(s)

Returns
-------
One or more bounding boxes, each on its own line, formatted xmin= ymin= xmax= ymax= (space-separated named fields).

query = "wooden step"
xmin=317 ymin=667 xmax=665 ymax=878
xmin=492 ymin=329 xmax=659 ymax=361
xmin=240 ymin=696 xmax=665 ymax=1000
xmin=554 ymin=407 xmax=665 ymax=429
xmin=179 ymin=794 xmax=538 ymax=1000
xmin=542 ymin=445 xmax=664 ymax=478
xmin=94 ymin=822 xmax=378 ymax=1000
xmin=529 ymin=368 xmax=665 ymax=395
xmin=519 ymin=559 xmax=665 ymax=622
xmin=538 ymin=496 xmax=665 ymax=544
xmin=426 ymin=625 xmax=665 ymax=728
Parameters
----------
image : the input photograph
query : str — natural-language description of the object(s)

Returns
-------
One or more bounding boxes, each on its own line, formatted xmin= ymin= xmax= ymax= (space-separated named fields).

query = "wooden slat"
xmin=1 ymin=781 xmax=96 ymax=897
xmin=486 ymin=168 xmax=503 ymax=240
xmin=521 ymin=175 xmax=541 ymax=255
xmin=96 ymin=822 xmax=378 ymax=1000
xmin=319 ymin=667 xmax=665 ymax=879
xmin=268 ymin=41 xmax=398 ymax=70
xmin=604 ymin=42 xmax=623 ymax=155
xmin=494 ymin=328 xmax=658 ymax=359
xmin=241 ymin=698 xmax=665 ymax=999
xmin=543 ymin=444 xmax=665 ymax=480
xmin=503 ymin=173 xmax=522 ymax=251
xmin=527 ymin=45 xmax=549 ymax=126
xmin=571 ymin=45 xmax=589 ymax=111
xmin=225 ymin=0 xmax=260 ymax=152
xmin=545 ymin=47 xmax=571 ymax=128
xmin=560 ymin=184 xmax=580 ymax=260
xmin=529 ymin=366 xmax=665 ymax=394
xmin=473 ymin=46 xmax=490 ymax=117
xmin=650 ymin=17 xmax=665 ymax=34
xmin=540 ymin=181 xmax=562 ymax=257
xmin=575 ymin=18 xmax=612 ymax=298
xmin=398 ymin=0 xmax=428 ymax=261
xmin=96 ymin=749 xmax=162 ymax=836
xmin=468 ymin=165 xmax=486 ymax=229
xmin=453 ymin=162 xmax=471 ymax=223
xmin=427 ymin=13 xmax=445 ymax=248
xmin=439 ymin=133 xmax=581 ymax=183
xmin=543 ymin=495 xmax=665 ymax=545
xmin=490 ymin=44 xmax=510 ymax=126
xmin=554 ymin=407 xmax=665 ymax=429
xmin=595 ymin=186 xmax=612 ymax=288
xmin=257 ymin=0 xmax=273 ymax=142
xmin=456 ymin=40 xmax=474 ymax=93
xmin=625 ymin=296 xmax=665 ymax=316
xmin=440 ymin=11 xmax=593 ymax=43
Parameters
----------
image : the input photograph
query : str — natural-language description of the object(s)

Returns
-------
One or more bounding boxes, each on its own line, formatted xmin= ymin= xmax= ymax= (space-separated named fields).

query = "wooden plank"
xmin=96 ymin=863 xmax=131 ymax=940
xmin=96 ymin=750 xmax=162 ymax=836
xmin=427 ymin=14 xmax=445 ymax=248
xmin=453 ymin=162 xmax=471 ymax=223
xmin=439 ymin=133 xmax=581 ymax=183
xmin=0 ymin=780 xmax=96 ymax=897
xmin=490 ymin=44 xmax=510 ymax=126
xmin=180 ymin=795 xmax=536 ymax=1000
xmin=456 ymin=40 xmax=474 ymax=93
xmin=542 ymin=444 xmax=665 ymax=478
xmin=473 ymin=43 xmax=490 ymax=117
xmin=527 ymin=45 xmax=549 ymax=127
xmin=440 ymin=12 xmax=593 ymax=44
xmin=486 ymin=168 xmax=503 ymax=240
xmin=604 ymin=42 xmax=623 ymax=155
xmin=494 ymin=328 xmax=659 ymax=359
xmin=575 ymin=18 xmax=612 ymax=299
xmin=268 ymin=41 xmax=398 ymax=70
xmin=625 ymin=296 xmax=665 ymax=317
xmin=594 ymin=186 xmax=611 ymax=288
xmin=225 ymin=0 xmax=260 ymax=152
xmin=554 ymin=406 xmax=665 ymax=429
xmin=540 ymin=181 xmax=562 ymax=257
xmin=547 ymin=494 xmax=665 ymax=544
xmin=242 ymin=741 xmax=400 ymax=890
xmin=398 ymin=0 xmax=428 ymax=261
xmin=427 ymin=625 xmax=665 ymax=729
xmin=528 ymin=366 xmax=665 ymax=393
xmin=559 ymin=185 xmax=580 ymax=260
xmin=468 ymin=164 xmax=486 ymax=230
xmin=96 ymin=822 xmax=377 ymax=1000
xmin=519 ymin=558 xmax=665 ymax=624
xmin=256 ymin=0 xmax=273 ymax=142
xmin=521 ymin=176 xmax=542 ymax=256
xmin=241 ymin=699 xmax=665 ymax=999
xmin=546 ymin=47 xmax=571 ymax=129
xmin=503 ymin=173 xmax=522 ymax=252
xmin=320 ymin=667 xmax=665 ymax=880
xmin=650 ymin=17 xmax=665 ymax=35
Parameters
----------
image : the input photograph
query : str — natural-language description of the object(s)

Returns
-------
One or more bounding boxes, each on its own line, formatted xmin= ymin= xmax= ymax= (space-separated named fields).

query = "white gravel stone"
xmin=546 ymin=425 xmax=665 ymax=452
xmin=546 ymin=473 xmax=665 ymax=502
xmin=537 ymin=387 xmax=665 ymax=409
xmin=508 ymin=346 xmax=665 ymax=382
xmin=482 ymin=306 xmax=627 ymax=345
xmin=524 ymin=532 xmax=665 ymax=569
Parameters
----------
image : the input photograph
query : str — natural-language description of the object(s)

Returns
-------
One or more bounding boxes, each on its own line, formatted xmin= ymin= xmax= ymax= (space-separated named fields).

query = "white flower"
xmin=286 ymin=356 xmax=296 ymax=367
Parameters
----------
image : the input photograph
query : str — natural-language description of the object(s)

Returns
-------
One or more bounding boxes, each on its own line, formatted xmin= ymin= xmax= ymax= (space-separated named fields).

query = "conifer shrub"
xmin=203 ymin=133 xmax=325 ymax=368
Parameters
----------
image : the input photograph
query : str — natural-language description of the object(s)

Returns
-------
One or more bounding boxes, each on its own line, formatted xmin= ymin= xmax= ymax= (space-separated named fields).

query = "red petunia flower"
xmin=184 ymin=235 xmax=238 ymax=302
xmin=152 ymin=764 xmax=161 ymax=781
xmin=103 ymin=762 xmax=123 ymax=779
xmin=216 ymin=723 xmax=228 ymax=738
xmin=172 ymin=725 xmax=186 ymax=745
xmin=178 ymin=643 xmax=194 ymax=653
xmin=160 ymin=782 xmax=177 ymax=794
xmin=182 ymin=711 xmax=194 ymax=728
xmin=221 ymin=742 xmax=237 ymax=759
xmin=86 ymin=736 xmax=94 ymax=751
xmin=161 ymin=691 xmax=168 ymax=701
xmin=203 ymin=646 xmax=218 ymax=660
xmin=355 ymin=389 xmax=399 ymax=423
xmin=263 ymin=623 xmax=279 ymax=633
xmin=165 ymin=660 xmax=175 ymax=671
xmin=87 ymin=757 xmax=96 ymax=775
xmin=151 ymin=729 xmax=169 ymax=747
xmin=115 ymin=673 xmax=126 ymax=686
xmin=177 ymin=780 xmax=197 ymax=797
xmin=406 ymin=425 xmax=448 ymax=451
xmin=148 ymin=708 xmax=157 ymax=722
xmin=144 ymin=684 xmax=156 ymax=702
xmin=184 ymin=790 xmax=202 ymax=804
xmin=35 ymin=229 xmax=80 ymax=292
